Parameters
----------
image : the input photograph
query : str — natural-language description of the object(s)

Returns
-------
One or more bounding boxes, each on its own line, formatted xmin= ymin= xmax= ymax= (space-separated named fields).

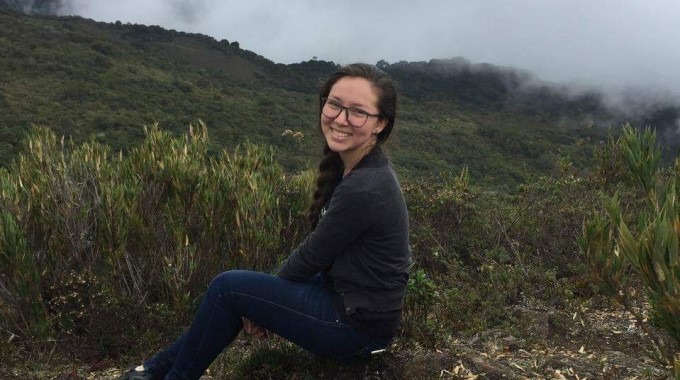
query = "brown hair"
xmin=308 ymin=63 xmax=398 ymax=229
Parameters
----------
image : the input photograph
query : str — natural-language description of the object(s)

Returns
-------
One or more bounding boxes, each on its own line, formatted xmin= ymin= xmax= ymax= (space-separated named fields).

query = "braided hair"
xmin=308 ymin=63 xmax=397 ymax=230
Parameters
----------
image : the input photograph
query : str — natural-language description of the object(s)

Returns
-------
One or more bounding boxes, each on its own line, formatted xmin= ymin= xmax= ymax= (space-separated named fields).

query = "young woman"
xmin=119 ymin=63 xmax=411 ymax=380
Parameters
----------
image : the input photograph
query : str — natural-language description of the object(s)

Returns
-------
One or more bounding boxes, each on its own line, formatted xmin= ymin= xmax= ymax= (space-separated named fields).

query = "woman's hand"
xmin=242 ymin=317 xmax=270 ymax=340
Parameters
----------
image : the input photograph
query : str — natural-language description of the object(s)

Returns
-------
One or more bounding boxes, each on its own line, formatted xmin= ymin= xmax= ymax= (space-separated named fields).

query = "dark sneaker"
xmin=118 ymin=365 xmax=155 ymax=380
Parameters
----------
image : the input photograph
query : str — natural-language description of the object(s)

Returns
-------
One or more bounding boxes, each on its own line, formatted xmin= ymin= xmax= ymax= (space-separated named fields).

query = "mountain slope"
xmin=3 ymin=8 xmax=673 ymax=187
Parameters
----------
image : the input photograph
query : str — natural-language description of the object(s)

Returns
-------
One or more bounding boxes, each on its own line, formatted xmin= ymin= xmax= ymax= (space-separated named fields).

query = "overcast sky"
xmin=61 ymin=0 xmax=680 ymax=97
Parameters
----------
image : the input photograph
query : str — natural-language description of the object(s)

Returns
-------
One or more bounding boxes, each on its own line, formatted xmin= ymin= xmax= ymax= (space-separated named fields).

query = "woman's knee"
xmin=208 ymin=270 xmax=261 ymax=296
xmin=209 ymin=270 xmax=240 ymax=291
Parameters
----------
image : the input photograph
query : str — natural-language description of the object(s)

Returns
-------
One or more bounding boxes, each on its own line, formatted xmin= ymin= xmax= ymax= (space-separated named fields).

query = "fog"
xmin=47 ymin=0 xmax=678 ymax=99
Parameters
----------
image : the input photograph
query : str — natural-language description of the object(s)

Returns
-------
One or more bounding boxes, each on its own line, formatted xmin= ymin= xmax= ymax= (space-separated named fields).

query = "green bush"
xmin=581 ymin=124 xmax=680 ymax=371
xmin=403 ymin=169 xmax=482 ymax=272
xmin=0 ymin=124 xmax=312 ymax=353
xmin=400 ymin=164 xmax=606 ymax=345
xmin=402 ymin=268 xmax=438 ymax=341
xmin=3 ymin=121 xmax=663 ymax=369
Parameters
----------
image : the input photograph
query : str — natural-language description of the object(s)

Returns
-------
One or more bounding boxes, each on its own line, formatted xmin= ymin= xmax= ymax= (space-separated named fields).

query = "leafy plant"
xmin=581 ymin=124 xmax=680 ymax=372
xmin=403 ymin=269 xmax=437 ymax=341
xmin=0 ymin=124 xmax=312 ymax=353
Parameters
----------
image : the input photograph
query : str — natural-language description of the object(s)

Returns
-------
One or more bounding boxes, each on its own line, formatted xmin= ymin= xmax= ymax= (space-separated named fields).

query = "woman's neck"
xmin=340 ymin=145 xmax=375 ymax=176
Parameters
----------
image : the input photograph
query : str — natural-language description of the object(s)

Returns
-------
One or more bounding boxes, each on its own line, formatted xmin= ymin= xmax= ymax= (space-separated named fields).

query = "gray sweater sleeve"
xmin=276 ymin=178 xmax=372 ymax=282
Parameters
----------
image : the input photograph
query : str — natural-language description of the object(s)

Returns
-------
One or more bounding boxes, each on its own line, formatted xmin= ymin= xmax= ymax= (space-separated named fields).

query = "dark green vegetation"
xmin=581 ymin=126 xmax=680 ymax=371
xmin=1 ymin=6 xmax=679 ymax=379
xmin=1 ymin=125 xmax=678 ymax=379
xmin=5 ymin=7 xmax=680 ymax=190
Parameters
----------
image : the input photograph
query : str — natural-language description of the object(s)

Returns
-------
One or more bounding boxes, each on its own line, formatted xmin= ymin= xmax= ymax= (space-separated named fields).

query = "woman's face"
xmin=321 ymin=77 xmax=386 ymax=165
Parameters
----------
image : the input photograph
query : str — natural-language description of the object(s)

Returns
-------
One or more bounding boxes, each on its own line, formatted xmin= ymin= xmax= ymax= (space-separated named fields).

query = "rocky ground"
xmin=1 ymin=300 xmax=675 ymax=379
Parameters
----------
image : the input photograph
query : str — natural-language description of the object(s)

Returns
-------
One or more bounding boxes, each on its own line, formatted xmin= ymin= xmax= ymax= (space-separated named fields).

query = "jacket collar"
xmin=353 ymin=146 xmax=387 ymax=171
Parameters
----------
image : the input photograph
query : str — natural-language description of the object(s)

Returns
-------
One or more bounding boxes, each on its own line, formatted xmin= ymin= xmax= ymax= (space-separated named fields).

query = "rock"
xmin=600 ymin=350 xmax=655 ymax=378
xmin=543 ymin=353 xmax=599 ymax=378
xmin=402 ymin=351 xmax=448 ymax=379
xmin=511 ymin=307 xmax=551 ymax=342
xmin=468 ymin=329 xmax=523 ymax=354
xmin=471 ymin=355 xmax=518 ymax=379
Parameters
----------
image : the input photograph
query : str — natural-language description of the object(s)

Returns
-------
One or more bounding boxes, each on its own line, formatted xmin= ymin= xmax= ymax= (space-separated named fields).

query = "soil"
xmin=1 ymin=300 xmax=675 ymax=379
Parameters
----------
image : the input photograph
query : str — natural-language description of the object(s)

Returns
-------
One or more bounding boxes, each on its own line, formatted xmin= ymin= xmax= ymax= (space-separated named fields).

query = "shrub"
xmin=581 ymin=124 xmax=680 ymax=372
xmin=400 ymin=165 xmax=603 ymax=345
xmin=0 ymin=124 xmax=312 ymax=354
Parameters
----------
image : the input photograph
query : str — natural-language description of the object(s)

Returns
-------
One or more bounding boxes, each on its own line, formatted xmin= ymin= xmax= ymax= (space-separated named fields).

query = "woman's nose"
xmin=334 ymin=108 xmax=350 ymax=125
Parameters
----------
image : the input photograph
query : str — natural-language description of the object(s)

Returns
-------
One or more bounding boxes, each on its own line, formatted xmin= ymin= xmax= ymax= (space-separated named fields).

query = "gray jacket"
xmin=277 ymin=147 xmax=411 ymax=315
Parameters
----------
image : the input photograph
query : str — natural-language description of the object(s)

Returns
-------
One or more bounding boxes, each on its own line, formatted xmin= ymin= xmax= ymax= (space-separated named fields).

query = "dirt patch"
xmin=1 ymin=301 xmax=674 ymax=379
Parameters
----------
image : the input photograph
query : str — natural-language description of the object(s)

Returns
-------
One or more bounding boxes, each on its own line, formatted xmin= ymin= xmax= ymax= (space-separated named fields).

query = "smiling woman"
xmin=321 ymin=77 xmax=387 ymax=176
xmin=118 ymin=63 xmax=411 ymax=380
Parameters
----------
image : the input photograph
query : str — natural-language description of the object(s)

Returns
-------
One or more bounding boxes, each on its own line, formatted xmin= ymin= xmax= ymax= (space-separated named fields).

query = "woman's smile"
xmin=321 ymin=76 xmax=385 ymax=174
xmin=330 ymin=126 xmax=352 ymax=139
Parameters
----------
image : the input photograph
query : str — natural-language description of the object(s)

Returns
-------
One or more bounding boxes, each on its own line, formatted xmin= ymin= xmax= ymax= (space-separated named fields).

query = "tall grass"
xmin=581 ymin=124 xmax=680 ymax=372
xmin=0 ymin=123 xmax=311 ymax=345
xmin=3 ymin=123 xmax=677 ymax=377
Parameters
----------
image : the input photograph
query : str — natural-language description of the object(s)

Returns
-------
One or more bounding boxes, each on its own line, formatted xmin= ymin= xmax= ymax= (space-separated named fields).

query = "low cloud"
xmin=5 ymin=0 xmax=671 ymax=120
xmin=43 ymin=1 xmax=678 ymax=101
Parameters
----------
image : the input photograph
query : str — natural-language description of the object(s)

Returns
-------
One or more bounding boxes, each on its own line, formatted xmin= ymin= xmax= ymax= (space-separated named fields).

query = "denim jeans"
xmin=143 ymin=270 xmax=391 ymax=380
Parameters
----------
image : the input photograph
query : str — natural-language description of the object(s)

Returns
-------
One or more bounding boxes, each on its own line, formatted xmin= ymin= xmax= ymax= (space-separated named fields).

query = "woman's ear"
xmin=373 ymin=119 xmax=387 ymax=135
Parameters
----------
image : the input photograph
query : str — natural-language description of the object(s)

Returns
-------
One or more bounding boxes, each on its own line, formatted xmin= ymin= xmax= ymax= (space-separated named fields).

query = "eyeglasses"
xmin=321 ymin=97 xmax=381 ymax=128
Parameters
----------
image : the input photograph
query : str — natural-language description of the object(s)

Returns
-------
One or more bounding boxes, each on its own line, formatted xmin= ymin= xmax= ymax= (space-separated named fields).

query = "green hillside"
xmin=0 ymin=8 xmax=645 ymax=188
xmin=2 ymin=6 xmax=680 ymax=378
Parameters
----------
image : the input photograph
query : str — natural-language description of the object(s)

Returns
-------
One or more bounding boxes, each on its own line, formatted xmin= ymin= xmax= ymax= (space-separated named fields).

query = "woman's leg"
xmin=146 ymin=270 xmax=382 ymax=380
xmin=141 ymin=332 xmax=186 ymax=378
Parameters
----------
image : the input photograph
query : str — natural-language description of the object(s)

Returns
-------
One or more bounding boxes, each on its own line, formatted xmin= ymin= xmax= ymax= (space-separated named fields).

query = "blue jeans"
xmin=143 ymin=270 xmax=391 ymax=380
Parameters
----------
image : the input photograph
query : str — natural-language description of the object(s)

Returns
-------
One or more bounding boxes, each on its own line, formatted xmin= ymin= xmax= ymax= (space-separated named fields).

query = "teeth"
xmin=333 ymin=128 xmax=351 ymax=138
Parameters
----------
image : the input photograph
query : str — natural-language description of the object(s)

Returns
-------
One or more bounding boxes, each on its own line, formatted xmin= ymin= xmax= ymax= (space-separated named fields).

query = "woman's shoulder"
xmin=337 ymin=147 xmax=400 ymax=192
xmin=341 ymin=164 xmax=399 ymax=197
